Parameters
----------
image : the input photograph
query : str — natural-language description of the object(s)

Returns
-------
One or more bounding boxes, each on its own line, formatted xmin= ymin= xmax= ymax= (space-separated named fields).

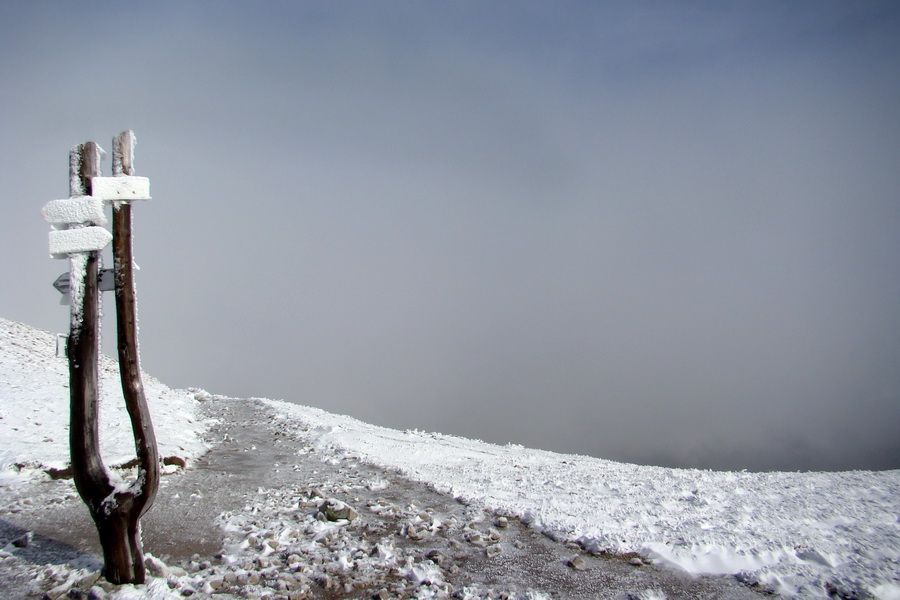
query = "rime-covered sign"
xmin=47 ymin=226 xmax=112 ymax=258
xmin=41 ymin=196 xmax=107 ymax=226
xmin=91 ymin=176 xmax=151 ymax=201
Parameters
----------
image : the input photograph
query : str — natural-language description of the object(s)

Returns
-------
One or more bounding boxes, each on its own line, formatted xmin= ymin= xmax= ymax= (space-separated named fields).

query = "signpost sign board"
xmin=44 ymin=131 xmax=160 ymax=584
xmin=53 ymin=269 xmax=115 ymax=301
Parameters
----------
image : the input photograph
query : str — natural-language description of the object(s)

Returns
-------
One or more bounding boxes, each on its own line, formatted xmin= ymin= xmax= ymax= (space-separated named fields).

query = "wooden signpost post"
xmin=42 ymin=131 xmax=158 ymax=584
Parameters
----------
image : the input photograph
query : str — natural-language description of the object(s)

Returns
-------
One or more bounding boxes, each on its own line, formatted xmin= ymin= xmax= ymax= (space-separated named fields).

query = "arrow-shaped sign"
xmin=47 ymin=226 xmax=112 ymax=259
xmin=41 ymin=196 xmax=108 ymax=227
xmin=52 ymin=272 xmax=69 ymax=295
xmin=42 ymin=176 xmax=150 ymax=260
xmin=53 ymin=269 xmax=116 ymax=295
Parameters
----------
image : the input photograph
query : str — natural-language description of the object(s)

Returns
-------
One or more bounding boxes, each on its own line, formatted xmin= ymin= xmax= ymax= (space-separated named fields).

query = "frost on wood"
xmin=69 ymin=144 xmax=86 ymax=197
xmin=48 ymin=226 xmax=112 ymax=258
xmin=69 ymin=142 xmax=105 ymax=197
xmin=67 ymin=254 xmax=87 ymax=334
xmin=41 ymin=196 xmax=107 ymax=227
xmin=112 ymin=130 xmax=136 ymax=176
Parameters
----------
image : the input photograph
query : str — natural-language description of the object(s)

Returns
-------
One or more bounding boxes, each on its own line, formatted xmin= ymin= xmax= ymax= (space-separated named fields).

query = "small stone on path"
xmin=568 ymin=555 xmax=589 ymax=571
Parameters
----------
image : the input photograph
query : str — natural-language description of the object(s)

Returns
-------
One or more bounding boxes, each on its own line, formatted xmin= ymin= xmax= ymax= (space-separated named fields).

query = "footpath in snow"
xmin=1 ymin=396 xmax=766 ymax=600
xmin=1 ymin=317 xmax=899 ymax=599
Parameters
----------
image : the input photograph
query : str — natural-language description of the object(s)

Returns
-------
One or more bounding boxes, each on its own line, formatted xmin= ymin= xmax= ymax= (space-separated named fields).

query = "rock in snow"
xmin=317 ymin=498 xmax=360 ymax=522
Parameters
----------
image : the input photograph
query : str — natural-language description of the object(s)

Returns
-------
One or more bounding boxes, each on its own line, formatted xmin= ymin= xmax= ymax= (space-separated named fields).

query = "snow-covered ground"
xmin=1 ymin=317 xmax=899 ymax=599
xmin=0 ymin=317 xmax=211 ymax=484
xmin=271 ymin=402 xmax=900 ymax=598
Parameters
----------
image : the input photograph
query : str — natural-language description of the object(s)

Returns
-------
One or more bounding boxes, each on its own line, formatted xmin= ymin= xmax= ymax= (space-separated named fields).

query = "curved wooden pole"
xmin=111 ymin=130 xmax=160 ymax=517
xmin=96 ymin=130 xmax=160 ymax=584
xmin=65 ymin=134 xmax=161 ymax=584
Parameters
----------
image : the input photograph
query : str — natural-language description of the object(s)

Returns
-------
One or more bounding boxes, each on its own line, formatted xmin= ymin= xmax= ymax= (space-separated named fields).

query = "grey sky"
xmin=2 ymin=1 xmax=899 ymax=471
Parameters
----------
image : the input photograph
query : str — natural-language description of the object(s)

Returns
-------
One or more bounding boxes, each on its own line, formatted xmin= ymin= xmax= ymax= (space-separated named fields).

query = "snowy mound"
xmin=265 ymin=399 xmax=900 ymax=599
xmin=0 ymin=317 xmax=211 ymax=482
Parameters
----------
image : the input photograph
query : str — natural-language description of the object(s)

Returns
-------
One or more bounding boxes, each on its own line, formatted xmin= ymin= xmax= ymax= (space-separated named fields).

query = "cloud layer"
xmin=3 ymin=1 xmax=899 ymax=470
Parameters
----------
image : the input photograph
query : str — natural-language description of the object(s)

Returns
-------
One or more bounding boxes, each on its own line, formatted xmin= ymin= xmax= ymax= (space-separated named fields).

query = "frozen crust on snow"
xmin=263 ymin=399 xmax=900 ymax=600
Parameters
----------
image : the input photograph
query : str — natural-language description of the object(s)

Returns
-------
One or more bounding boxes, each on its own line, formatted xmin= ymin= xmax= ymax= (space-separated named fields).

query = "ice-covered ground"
xmin=2 ymin=317 xmax=899 ymax=599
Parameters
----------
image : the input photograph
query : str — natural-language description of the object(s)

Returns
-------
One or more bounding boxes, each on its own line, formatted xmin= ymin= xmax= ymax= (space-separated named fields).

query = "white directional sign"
xmin=53 ymin=269 xmax=115 ymax=295
xmin=91 ymin=176 xmax=151 ymax=202
xmin=42 ymin=151 xmax=151 ymax=263
xmin=48 ymin=226 xmax=113 ymax=258
xmin=41 ymin=196 xmax=108 ymax=227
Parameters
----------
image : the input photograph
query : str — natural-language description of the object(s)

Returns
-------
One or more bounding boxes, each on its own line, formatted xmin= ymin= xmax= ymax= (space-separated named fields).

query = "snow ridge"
xmin=263 ymin=399 xmax=900 ymax=599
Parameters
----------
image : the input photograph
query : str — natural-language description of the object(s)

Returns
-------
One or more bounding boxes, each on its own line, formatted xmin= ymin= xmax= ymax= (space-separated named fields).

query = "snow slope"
xmin=0 ymin=316 xmax=211 ymax=484
xmin=265 ymin=402 xmax=900 ymax=599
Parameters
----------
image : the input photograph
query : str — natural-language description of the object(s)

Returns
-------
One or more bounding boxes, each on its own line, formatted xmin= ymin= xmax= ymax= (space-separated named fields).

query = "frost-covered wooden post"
xmin=97 ymin=130 xmax=159 ymax=583
xmin=41 ymin=132 xmax=157 ymax=584
xmin=109 ymin=132 xmax=160 ymax=552
xmin=50 ymin=143 xmax=110 ymax=552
